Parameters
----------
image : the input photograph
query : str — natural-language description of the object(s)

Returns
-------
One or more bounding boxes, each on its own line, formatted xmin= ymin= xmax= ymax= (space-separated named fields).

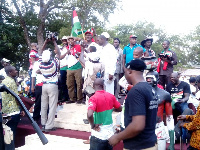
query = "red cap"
xmin=85 ymin=31 xmax=93 ymax=36
xmin=129 ymin=35 xmax=137 ymax=38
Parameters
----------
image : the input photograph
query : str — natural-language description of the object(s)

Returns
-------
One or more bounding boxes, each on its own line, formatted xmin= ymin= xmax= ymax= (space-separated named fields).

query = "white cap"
xmin=2 ymin=58 xmax=10 ymax=63
xmin=61 ymin=36 xmax=68 ymax=40
xmin=17 ymin=77 xmax=23 ymax=82
xmin=42 ymin=50 xmax=51 ymax=62
xmin=101 ymin=32 xmax=110 ymax=39
xmin=87 ymin=52 xmax=100 ymax=61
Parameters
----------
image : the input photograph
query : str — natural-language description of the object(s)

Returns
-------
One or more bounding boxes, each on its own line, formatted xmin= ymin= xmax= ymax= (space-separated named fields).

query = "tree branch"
xmin=47 ymin=5 xmax=64 ymax=13
xmin=12 ymin=0 xmax=31 ymax=49
xmin=21 ymin=0 xmax=29 ymax=12
xmin=0 ymin=9 xmax=15 ymax=19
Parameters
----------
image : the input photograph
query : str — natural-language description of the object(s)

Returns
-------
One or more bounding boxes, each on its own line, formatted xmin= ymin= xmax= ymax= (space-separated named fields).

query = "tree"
xmin=1 ymin=0 xmax=120 ymax=70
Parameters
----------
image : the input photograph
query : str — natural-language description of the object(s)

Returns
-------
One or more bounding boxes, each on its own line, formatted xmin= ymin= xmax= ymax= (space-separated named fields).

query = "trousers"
xmin=41 ymin=84 xmax=58 ymax=129
xmin=67 ymin=69 xmax=83 ymax=101
xmin=33 ymin=86 xmax=42 ymax=120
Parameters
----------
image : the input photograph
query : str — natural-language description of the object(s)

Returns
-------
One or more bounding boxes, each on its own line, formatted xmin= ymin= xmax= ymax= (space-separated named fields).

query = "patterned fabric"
xmin=115 ymin=47 xmax=123 ymax=74
xmin=39 ymin=57 xmax=59 ymax=83
xmin=1 ymin=76 xmax=20 ymax=114
xmin=148 ymin=49 xmax=156 ymax=57
xmin=29 ymin=49 xmax=39 ymax=70
xmin=183 ymin=104 xmax=200 ymax=149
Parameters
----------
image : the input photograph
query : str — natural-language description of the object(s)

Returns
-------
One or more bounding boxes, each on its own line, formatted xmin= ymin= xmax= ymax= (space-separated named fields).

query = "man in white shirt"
xmin=98 ymin=33 xmax=117 ymax=95
xmin=31 ymin=57 xmax=44 ymax=123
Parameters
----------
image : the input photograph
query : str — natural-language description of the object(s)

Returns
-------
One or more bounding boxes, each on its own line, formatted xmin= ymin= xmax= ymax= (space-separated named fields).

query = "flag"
xmin=71 ymin=8 xmax=82 ymax=37
xmin=77 ymin=28 xmax=94 ymax=35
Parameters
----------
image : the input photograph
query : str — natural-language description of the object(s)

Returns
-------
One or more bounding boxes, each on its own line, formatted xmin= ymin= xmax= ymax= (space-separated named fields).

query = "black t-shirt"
xmin=166 ymin=81 xmax=191 ymax=99
xmin=124 ymin=82 xmax=158 ymax=149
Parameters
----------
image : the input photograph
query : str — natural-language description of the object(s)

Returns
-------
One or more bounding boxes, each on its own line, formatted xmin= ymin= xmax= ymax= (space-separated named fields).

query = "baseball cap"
xmin=85 ymin=31 xmax=93 ymax=36
xmin=101 ymin=32 xmax=110 ymax=39
xmin=126 ymin=59 xmax=146 ymax=72
xmin=129 ymin=35 xmax=137 ymax=38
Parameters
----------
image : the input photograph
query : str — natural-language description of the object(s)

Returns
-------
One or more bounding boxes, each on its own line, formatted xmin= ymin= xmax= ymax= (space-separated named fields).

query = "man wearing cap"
xmin=98 ymin=33 xmax=117 ymax=95
xmin=122 ymin=35 xmax=146 ymax=67
xmin=141 ymin=37 xmax=155 ymax=57
xmin=0 ymin=58 xmax=10 ymax=78
xmin=59 ymin=36 xmax=70 ymax=102
xmin=39 ymin=38 xmax=60 ymax=132
xmin=66 ymin=36 xmax=83 ymax=104
xmin=109 ymin=59 xmax=158 ymax=150
xmin=101 ymin=32 xmax=110 ymax=41
xmin=84 ymin=30 xmax=100 ymax=53
xmin=29 ymin=43 xmax=40 ymax=95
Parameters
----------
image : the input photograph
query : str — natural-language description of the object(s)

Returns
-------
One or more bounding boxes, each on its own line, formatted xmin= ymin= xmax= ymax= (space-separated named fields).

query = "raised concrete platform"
xmin=54 ymin=103 xmax=120 ymax=132
xmin=16 ymin=133 xmax=89 ymax=150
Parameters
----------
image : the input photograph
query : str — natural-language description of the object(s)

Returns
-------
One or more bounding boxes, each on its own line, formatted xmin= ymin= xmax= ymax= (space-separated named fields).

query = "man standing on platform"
xmin=122 ymin=35 xmax=146 ymax=67
xmin=141 ymin=37 xmax=155 ymax=57
xmin=157 ymin=40 xmax=177 ymax=88
xmin=39 ymin=38 xmax=60 ymax=132
xmin=66 ymin=36 xmax=83 ymax=104
xmin=31 ymin=56 xmax=43 ymax=123
xmin=59 ymin=36 xmax=69 ymax=102
xmin=98 ymin=33 xmax=117 ymax=95
xmin=113 ymin=38 xmax=123 ymax=99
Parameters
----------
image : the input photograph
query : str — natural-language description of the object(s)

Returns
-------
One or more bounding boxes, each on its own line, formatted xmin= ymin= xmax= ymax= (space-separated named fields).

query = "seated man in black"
xmin=166 ymin=72 xmax=191 ymax=123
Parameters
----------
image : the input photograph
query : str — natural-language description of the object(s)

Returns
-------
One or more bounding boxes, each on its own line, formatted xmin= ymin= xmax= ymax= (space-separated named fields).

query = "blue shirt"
xmin=123 ymin=43 xmax=146 ymax=65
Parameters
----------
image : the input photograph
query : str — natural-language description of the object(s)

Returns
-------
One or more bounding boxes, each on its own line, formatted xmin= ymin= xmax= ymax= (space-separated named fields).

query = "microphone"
xmin=0 ymin=84 xmax=48 ymax=145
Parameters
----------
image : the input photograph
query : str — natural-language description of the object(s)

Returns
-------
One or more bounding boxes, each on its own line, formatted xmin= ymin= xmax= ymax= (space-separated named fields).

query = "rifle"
xmin=0 ymin=84 xmax=48 ymax=145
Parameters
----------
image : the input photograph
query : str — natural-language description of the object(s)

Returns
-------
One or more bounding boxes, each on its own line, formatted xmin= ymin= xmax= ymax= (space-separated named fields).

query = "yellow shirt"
xmin=2 ymin=76 xmax=20 ymax=114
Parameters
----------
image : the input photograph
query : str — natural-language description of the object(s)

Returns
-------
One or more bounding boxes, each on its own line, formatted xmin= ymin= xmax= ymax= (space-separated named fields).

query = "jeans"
xmin=60 ymin=70 xmax=69 ymax=101
xmin=90 ymin=136 xmax=113 ymax=150
xmin=5 ymin=114 xmax=20 ymax=150
xmin=175 ymin=102 xmax=189 ymax=114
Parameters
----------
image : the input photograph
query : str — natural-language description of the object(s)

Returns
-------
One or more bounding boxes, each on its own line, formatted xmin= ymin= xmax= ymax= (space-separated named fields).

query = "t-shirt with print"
xmin=166 ymin=81 xmax=191 ymax=109
xmin=29 ymin=49 xmax=39 ymax=70
xmin=124 ymin=82 xmax=158 ymax=149
xmin=67 ymin=44 xmax=81 ymax=56
xmin=88 ymin=90 xmax=121 ymax=140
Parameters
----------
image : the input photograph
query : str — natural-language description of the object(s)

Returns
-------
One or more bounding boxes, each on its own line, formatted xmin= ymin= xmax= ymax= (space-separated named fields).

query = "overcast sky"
xmin=107 ymin=0 xmax=200 ymax=35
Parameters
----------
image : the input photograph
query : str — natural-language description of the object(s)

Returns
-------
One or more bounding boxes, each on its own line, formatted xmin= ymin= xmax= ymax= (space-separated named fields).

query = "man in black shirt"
xmin=108 ymin=59 xmax=158 ymax=150
xmin=166 ymin=72 xmax=191 ymax=123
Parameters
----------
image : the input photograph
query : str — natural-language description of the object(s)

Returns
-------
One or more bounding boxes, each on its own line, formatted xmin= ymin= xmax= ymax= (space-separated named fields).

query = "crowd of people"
xmin=0 ymin=29 xmax=200 ymax=150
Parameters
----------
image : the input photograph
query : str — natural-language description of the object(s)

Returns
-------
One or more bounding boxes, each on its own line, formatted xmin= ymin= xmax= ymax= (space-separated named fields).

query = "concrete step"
xmin=54 ymin=103 xmax=121 ymax=132
xmin=16 ymin=133 xmax=89 ymax=150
